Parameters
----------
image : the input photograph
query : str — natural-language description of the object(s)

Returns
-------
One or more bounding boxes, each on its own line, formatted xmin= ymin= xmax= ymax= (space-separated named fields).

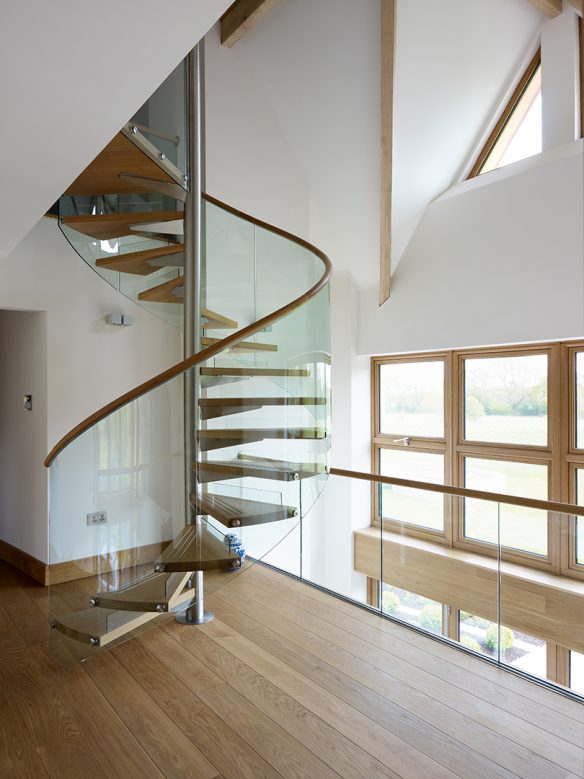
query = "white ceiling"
xmin=206 ymin=0 xmax=543 ymax=290
xmin=392 ymin=0 xmax=543 ymax=268
xmin=0 ymin=0 xmax=231 ymax=259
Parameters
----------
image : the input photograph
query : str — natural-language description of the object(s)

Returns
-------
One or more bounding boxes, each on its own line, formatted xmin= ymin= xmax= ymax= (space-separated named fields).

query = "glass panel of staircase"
xmin=48 ymin=191 xmax=331 ymax=664
xmin=56 ymin=61 xmax=187 ymax=328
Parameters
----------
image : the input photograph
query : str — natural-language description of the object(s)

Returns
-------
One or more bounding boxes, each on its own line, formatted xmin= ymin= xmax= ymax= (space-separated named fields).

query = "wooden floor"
xmin=1 ymin=560 xmax=583 ymax=779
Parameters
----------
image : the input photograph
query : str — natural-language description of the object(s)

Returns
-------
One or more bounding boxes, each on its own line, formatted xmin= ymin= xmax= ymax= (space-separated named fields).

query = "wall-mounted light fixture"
xmin=106 ymin=314 xmax=134 ymax=326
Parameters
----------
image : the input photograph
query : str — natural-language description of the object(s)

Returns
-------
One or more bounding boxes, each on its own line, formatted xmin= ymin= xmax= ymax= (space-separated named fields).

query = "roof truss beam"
xmin=527 ymin=0 xmax=562 ymax=17
xmin=221 ymin=0 xmax=281 ymax=47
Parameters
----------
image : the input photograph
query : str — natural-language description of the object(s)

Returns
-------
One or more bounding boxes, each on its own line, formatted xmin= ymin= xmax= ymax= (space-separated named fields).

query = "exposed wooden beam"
xmin=581 ymin=17 xmax=584 ymax=136
xmin=379 ymin=0 xmax=396 ymax=305
xmin=568 ymin=0 xmax=584 ymax=14
xmin=221 ymin=0 xmax=281 ymax=48
xmin=527 ymin=0 xmax=563 ymax=18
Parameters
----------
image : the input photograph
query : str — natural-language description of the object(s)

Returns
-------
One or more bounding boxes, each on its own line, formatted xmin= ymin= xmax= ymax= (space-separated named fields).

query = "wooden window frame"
xmin=455 ymin=452 xmax=556 ymax=571
xmin=374 ymin=444 xmax=452 ymax=545
xmin=371 ymin=339 xmax=584 ymax=578
xmin=456 ymin=345 xmax=556 ymax=453
xmin=372 ymin=352 xmax=451 ymax=545
xmin=468 ymin=48 xmax=541 ymax=179
xmin=564 ymin=342 xmax=584 ymax=579
xmin=454 ymin=344 xmax=559 ymax=571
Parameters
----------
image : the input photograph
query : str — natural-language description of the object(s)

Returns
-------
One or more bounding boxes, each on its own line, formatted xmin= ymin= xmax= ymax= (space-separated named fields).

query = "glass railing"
xmin=55 ymin=59 xmax=188 ymax=329
xmin=273 ymin=468 xmax=584 ymax=701
xmin=47 ymin=197 xmax=332 ymax=664
xmin=130 ymin=59 xmax=187 ymax=175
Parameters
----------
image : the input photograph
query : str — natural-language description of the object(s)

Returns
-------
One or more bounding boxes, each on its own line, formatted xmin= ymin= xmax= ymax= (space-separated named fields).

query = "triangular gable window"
xmin=469 ymin=50 xmax=542 ymax=178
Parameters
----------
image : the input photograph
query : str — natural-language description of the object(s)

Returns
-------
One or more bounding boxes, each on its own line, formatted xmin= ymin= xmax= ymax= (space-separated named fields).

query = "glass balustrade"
xmin=47 ymin=194 xmax=332 ymax=664
xmin=289 ymin=470 xmax=584 ymax=700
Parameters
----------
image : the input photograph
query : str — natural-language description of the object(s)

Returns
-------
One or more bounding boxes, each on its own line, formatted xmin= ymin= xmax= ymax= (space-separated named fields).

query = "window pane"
xmin=479 ymin=64 xmax=541 ymax=175
xmin=464 ymin=354 xmax=547 ymax=446
xmin=379 ymin=361 xmax=444 ymax=437
xmin=459 ymin=613 xmax=546 ymax=676
xmin=379 ymin=449 xmax=444 ymax=531
xmin=576 ymin=353 xmax=584 ymax=448
xmin=464 ymin=458 xmax=548 ymax=556
xmin=575 ymin=469 xmax=584 ymax=566
xmin=382 ymin=583 xmax=443 ymax=636
xmin=570 ymin=651 xmax=584 ymax=696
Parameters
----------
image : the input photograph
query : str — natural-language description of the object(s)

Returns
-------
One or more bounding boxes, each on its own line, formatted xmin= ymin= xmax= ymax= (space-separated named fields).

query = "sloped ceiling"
xmin=393 ymin=0 xmax=543 ymax=268
xmin=211 ymin=0 xmax=543 ymax=289
xmin=0 ymin=0 xmax=231 ymax=259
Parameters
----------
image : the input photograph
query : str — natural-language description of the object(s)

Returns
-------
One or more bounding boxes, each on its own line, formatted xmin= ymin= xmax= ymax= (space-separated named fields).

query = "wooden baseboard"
xmin=48 ymin=540 xmax=171 ymax=585
xmin=0 ymin=538 xmax=171 ymax=587
xmin=0 ymin=538 xmax=48 ymax=585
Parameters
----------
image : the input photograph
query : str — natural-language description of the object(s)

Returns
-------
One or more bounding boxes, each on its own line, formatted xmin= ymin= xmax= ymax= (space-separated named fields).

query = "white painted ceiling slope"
xmin=393 ymin=0 xmax=542 ymax=269
xmin=216 ymin=0 xmax=542 ymax=289
xmin=0 ymin=0 xmax=231 ymax=259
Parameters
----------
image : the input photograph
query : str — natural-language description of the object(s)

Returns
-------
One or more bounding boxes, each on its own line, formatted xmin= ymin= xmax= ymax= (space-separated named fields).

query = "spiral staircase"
xmin=46 ymin=117 xmax=331 ymax=660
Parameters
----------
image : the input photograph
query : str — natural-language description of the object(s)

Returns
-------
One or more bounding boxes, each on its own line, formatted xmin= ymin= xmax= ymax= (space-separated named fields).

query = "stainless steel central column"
xmin=177 ymin=39 xmax=213 ymax=626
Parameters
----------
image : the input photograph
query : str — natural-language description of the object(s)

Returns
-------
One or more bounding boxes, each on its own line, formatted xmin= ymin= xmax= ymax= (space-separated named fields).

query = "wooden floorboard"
xmin=223 ymin=571 xmax=582 ymax=768
xmin=1 ymin=559 xmax=583 ymax=778
xmin=209 ymin=579 xmax=573 ymax=778
xmin=252 ymin=564 xmax=584 ymax=725
xmin=206 ymin=590 xmax=521 ymax=779
xmin=137 ymin=627 xmax=335 ymax=778
xmin=113 ymin=637 xmax=282 ymax=779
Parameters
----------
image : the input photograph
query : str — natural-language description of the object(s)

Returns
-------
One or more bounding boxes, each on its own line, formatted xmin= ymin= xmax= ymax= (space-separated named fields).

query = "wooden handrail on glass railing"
xmin=330 ymin=467 xmax=584 ymax=517
xmin=45 ymin=193 xmax=332 ymax=467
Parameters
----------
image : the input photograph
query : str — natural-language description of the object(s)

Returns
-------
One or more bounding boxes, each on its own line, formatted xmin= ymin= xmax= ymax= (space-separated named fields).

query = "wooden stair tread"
xmin=95 ymin=244 xmax=184 ymax=275
xmin=199 ymin=396 xmax=325 ymax=419
xmin=200 ymin=368 xmax=310 ymax=389
xmin=201 ymin=337 xmax=277 ymax=353
xmin=201 ymin=367 xmax=310 ymax=378
xmin=199 ymin=396 xmax=326 ymax=407
xmin=90 ymin=572 xmax=194 ymax=613
xmin=138 ymin=275 xmax=183 ymax=303
xmin=61 ymin=211 xmax=181 ymax=240
xmin=198 ymin=427 xmax=326 ymax=439
xmin=197 ymin=457 xmax=327 ymax=483
xmin=197 ymin=427 xmax=327 ymax=452
xmin=201 ymin=309 xmax=238 ymax=330
xmin=194 ymin=493 xmax=297 ymax=528
xmin=52 ymin=607 xmax=157 ymax=648
xmin=155 ymin=524 xmax=241 ymax=572
xmin=65 ymin=131 xmax=178 ymax=196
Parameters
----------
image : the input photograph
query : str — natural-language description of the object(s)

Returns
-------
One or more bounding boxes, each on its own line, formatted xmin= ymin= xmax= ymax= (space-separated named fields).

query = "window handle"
xmin=392 ymin=437 xmax=410 ymax=446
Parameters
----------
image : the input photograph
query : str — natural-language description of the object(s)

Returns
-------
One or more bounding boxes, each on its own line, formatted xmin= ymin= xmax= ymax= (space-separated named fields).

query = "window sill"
xmin=354 ymin=526 xmax=584 ymax=652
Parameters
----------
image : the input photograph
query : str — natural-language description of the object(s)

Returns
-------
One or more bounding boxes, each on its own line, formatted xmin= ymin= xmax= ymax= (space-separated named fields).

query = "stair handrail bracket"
xmin=44 ymin=193 xmax=332 ymax=468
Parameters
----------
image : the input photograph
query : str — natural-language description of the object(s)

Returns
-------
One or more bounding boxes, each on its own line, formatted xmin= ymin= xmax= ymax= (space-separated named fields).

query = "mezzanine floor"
xmin=0 ymin=559 xmax=583 ymax=779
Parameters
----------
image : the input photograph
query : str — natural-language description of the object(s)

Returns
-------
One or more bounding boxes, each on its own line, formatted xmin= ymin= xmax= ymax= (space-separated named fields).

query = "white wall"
xmin=0 ymin=311 xmax=48 ymax=562
xmin=359 ymin=144 xmax=584 ymax=355
xmin=303 ymin=272 xmax=370 ymax=601
xmin=541 ymin=4 xmax=580 ymax=149
xmin=0 ymin=0 xmax=232 ymax=259
xmin=0 ymin=219 xmax=182 ymax=563
xmin=205 ymin=0 xmax=380 ymax=287
xmin=205 ymin=22 xmax=309 ymax=238
xmin=393 ymin=0 xmax=542 ymax=269
xmin=203 ymin=1 xmax=584 ymax=596
xmin=204 ymin=1 xmax=377 ymax=597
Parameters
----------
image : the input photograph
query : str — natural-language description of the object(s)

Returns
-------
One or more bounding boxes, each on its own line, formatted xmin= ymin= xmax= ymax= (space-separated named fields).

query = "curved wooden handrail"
xmin=45 ymin=193 xmax=332 ymax=467
xmin=330 ymin=467 xmax=584 ymax=518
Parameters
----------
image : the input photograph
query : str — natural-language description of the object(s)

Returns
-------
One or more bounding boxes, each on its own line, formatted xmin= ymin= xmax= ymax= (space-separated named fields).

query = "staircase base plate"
xmin=175 ymin=609 xmax=214 ymax=626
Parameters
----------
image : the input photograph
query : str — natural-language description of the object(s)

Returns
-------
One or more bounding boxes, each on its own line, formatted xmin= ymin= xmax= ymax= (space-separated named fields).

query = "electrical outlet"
xmin=86 ymin=511 xmax=107 ymax=526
